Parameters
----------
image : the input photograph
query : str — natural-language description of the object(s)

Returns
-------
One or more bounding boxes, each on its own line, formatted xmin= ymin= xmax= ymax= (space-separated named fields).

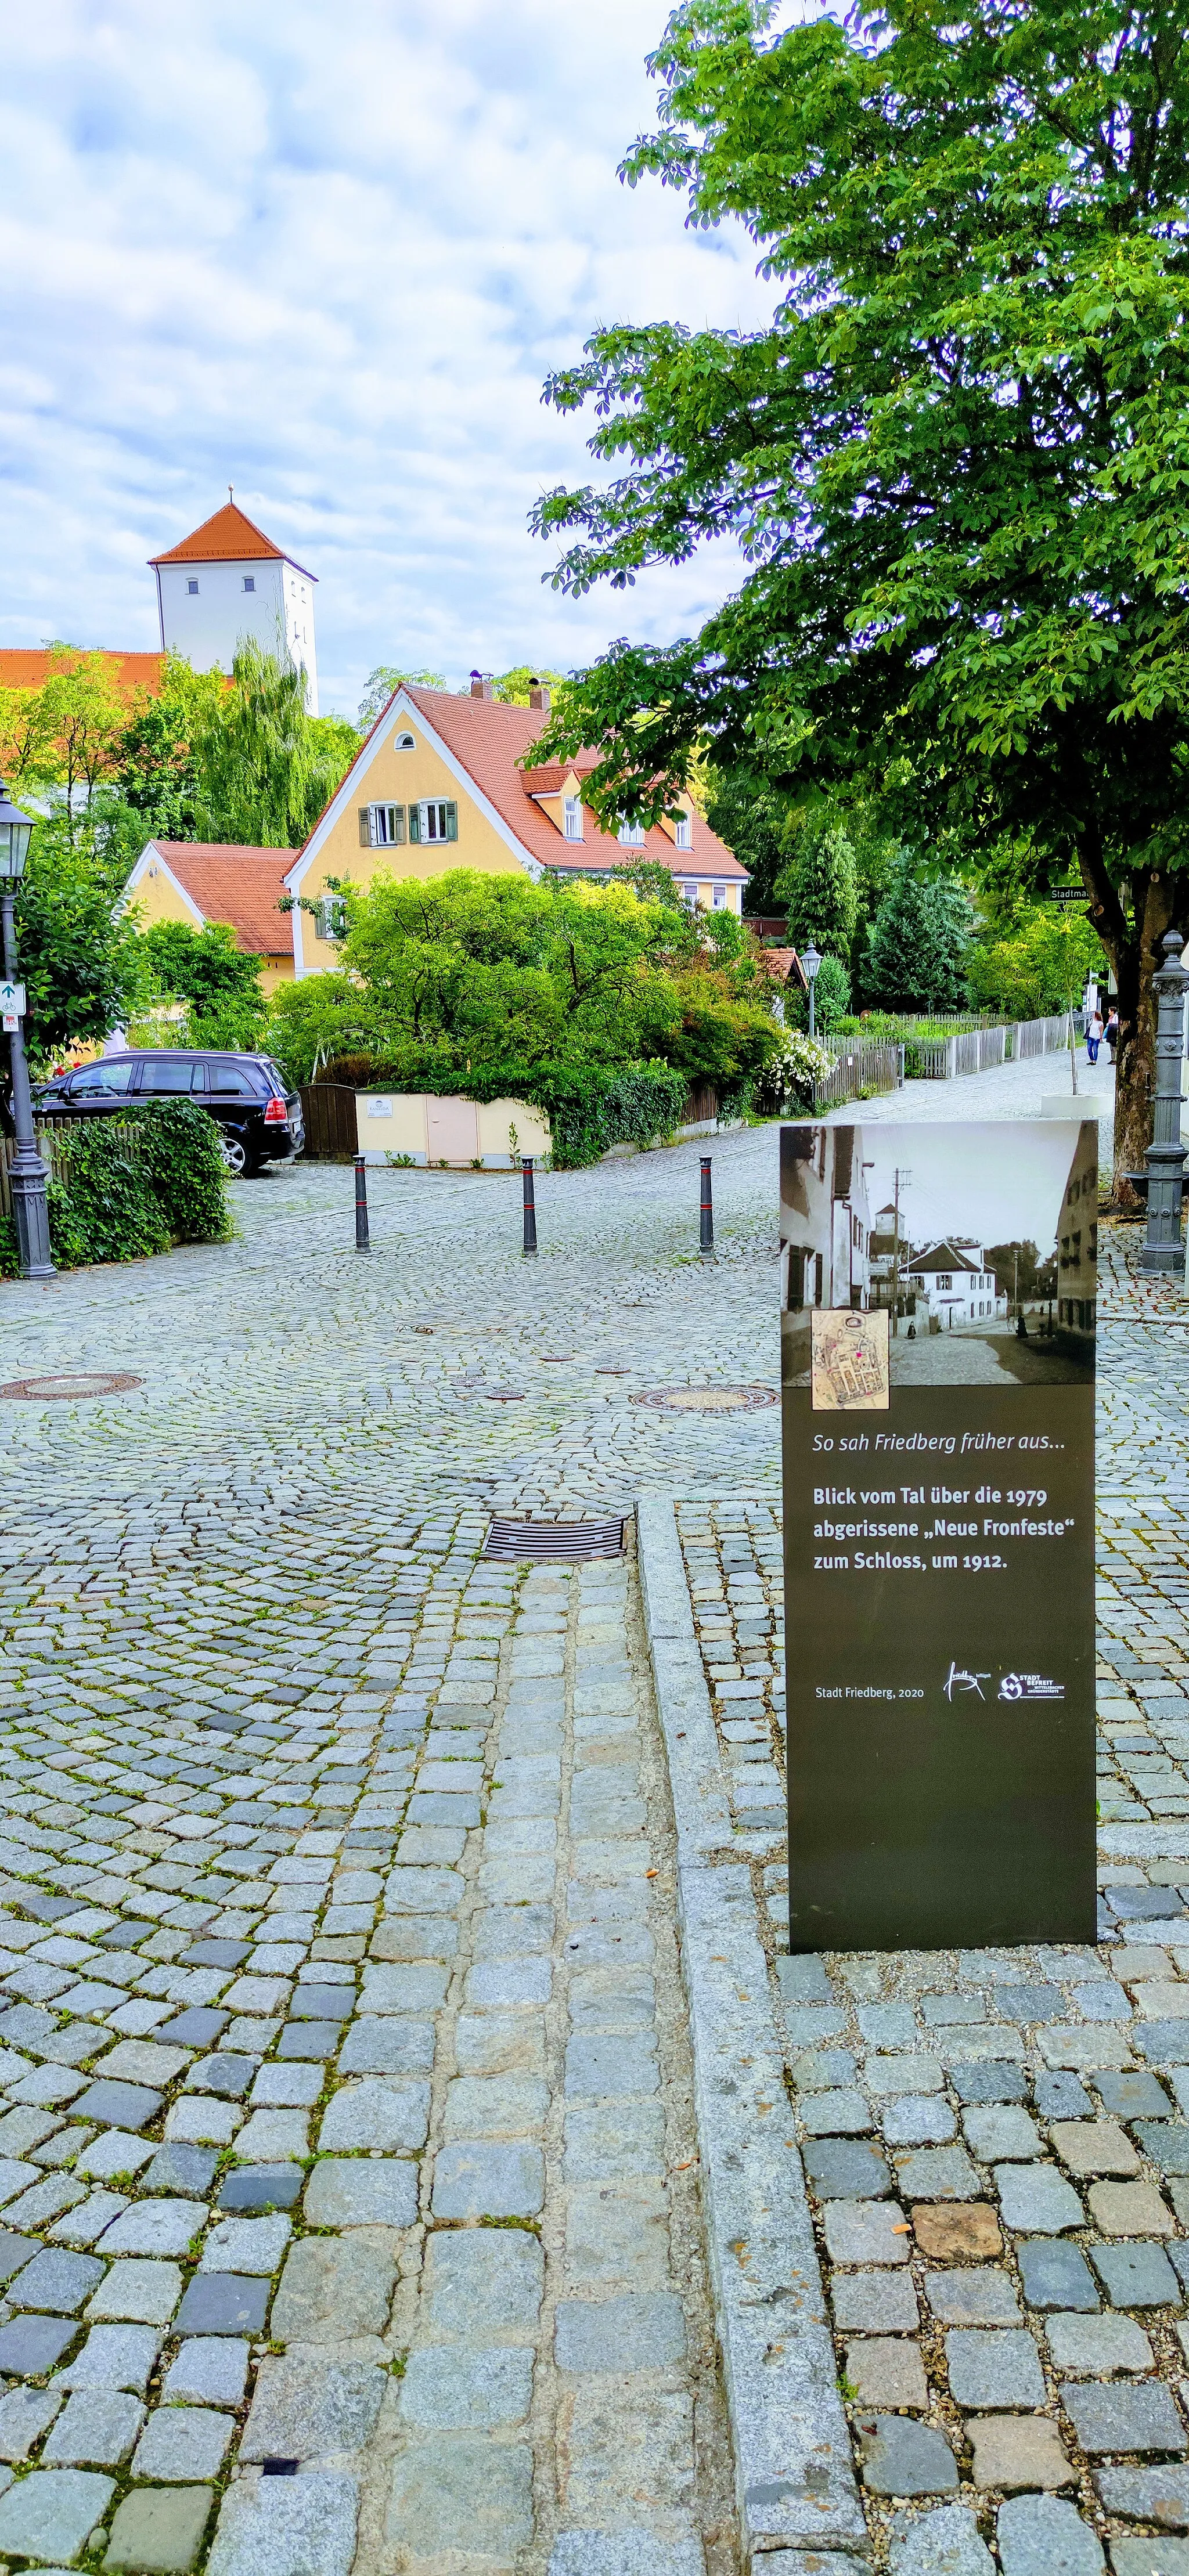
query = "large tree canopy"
xmin=530 ymin=0 xmax=1189 ymax=1190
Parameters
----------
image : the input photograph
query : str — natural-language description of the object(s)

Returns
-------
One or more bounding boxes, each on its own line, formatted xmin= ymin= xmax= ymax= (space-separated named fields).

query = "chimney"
xmin=470 ymin=670 xmax=493 ymax=701
xmin=528 ymin=677 xmax=551 ymax=713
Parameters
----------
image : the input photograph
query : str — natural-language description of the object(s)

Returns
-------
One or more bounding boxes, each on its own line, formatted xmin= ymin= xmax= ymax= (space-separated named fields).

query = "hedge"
xmin=0 ymin=1099 xmax=231 ymax=1279
xmin=319 ymin=1055 xmax=690 ymax=1168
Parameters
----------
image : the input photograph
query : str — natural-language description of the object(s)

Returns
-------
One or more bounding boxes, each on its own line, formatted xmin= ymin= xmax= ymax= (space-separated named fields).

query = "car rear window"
xmin=210 ymin=1062 xmax=264 ymax=1100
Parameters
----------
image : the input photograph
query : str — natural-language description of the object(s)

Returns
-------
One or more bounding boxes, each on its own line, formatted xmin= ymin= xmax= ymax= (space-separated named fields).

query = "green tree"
xmin=776 ymin=821 xmax=858 ymax=965
xmin=138 ymin=920 xmax=268 ymax=1051
xmin=866 ymin=863 xmax=972 ymax=1013
xmin=967 ymin=907 xmax=1107 ymax=1021
xmin=192 ymin=641 xmax=356 ymax=847
xmin=704 ymin=766 xmax=789 ymax=913
xmin=2 ymin=813 xmax=146 ymax=1124
xmin=528 ymin=0 xmax=1189 ymax=1194
xmin=116 ymin=695 xmax=199 ymax=844
xmin=488 ymin=666 xmax=568 ymax=707
xmin=357 ymin=667 xmax=446 ymax=731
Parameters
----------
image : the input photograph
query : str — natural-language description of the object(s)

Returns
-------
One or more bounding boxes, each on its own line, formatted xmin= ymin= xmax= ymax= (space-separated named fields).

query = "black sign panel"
xmin=781 ymin=1120 xmax=1097 ymax=1951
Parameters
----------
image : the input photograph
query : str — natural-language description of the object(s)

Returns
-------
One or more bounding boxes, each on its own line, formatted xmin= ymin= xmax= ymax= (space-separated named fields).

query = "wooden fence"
xmin=0 ymin=1115 xmax=149 ymax=1221
xmin=298 ymin=1085 xmax=359 ymax=1160
xmin=812 ymin=1042 xmax=901 ymax=1113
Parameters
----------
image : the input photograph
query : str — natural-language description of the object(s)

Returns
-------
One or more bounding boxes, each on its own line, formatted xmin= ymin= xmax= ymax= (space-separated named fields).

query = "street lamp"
xmin=0 ymin=781 xmax=53 ymax=1280
xmin=803 ymin=941 xmax=822 ymax=1040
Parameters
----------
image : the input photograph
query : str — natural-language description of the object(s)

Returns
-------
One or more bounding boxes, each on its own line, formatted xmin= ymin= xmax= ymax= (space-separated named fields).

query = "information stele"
xmin=781 ymin=1119 xmax=1096 ymax=1951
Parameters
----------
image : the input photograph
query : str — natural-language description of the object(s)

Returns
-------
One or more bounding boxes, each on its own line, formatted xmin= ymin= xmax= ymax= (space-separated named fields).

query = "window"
xmin=618 ymin=820 xmax=644 ymax=847
xmin=409 ymin=800 xmax=457 ymax=844
xmin=563 ymin=797 xmax=583 ymax=842
xmin=674 ymin=815 xmax=692 ymax=850
xmin=712 ymin=883 xmax=726 ymax=908
xmin=395 ymin=733 xmax=415 ymax=751
xmin=139 ymin=1059 xmax=200 ymax=1094
xmin=210 ymin=1063 xmax=260 ymax=1100
xmin=680 ymin=882 xmax=698 ymax=905
xmin=186 ymin=579 xmax=199 ymax=596
xmin=242 ymin=575 xmax=255 ymax=593
xmin=359 ymin=804 xmax=405 ymax=848
xmin=786 ymin=1246 xmax=806 ymax=1309
xmin=315 ymin=894 xmax=348 ymax=942
xmin=69 ymin=1060 xmax=134 ymax=1098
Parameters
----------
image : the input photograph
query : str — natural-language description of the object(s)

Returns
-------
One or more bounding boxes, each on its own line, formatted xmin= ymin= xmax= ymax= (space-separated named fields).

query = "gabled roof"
xmin=755 ymin=946 xmax=808 ymax=991
xmin=149 ymin=501 xmax=316 ymax=582
xmin=0 ymin=649 xmax=166 ymax=701
xmin=130 ymin=842 xmax=295 ymax=955
xmin=291 ymin=684 xmax=745 ymax=886
xmin=910 ymin=1240 xmax=985 ymax=1276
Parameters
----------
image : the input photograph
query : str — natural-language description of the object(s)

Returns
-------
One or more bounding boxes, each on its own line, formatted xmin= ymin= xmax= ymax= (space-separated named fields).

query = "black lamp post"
xmin=0 ymin=781 xmax=53 ymax=1280
xmin=1141 ymin=926 xmax=1189 ymax=1272
xmin=803 ymin=941 xmax=822 ymax=1040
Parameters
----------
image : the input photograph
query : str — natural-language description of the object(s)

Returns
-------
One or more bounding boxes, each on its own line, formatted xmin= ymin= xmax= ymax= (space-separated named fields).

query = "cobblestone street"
xmin=1 ymin=1071 xmax=1188 ymax=2576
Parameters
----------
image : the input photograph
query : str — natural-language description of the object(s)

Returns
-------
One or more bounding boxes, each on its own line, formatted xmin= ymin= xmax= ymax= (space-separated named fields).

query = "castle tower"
xmin=149 ymin=493 xmax=319 ymax=713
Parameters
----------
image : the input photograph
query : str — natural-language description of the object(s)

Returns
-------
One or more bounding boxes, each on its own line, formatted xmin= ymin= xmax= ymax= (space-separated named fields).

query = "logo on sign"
xmin=999 ymin=1673 xmax=1065 ymax=1701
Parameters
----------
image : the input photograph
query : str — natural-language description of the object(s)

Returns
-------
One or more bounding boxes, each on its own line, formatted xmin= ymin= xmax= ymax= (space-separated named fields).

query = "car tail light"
xmin=264 ymin=1096 xmax=289 ymax=1124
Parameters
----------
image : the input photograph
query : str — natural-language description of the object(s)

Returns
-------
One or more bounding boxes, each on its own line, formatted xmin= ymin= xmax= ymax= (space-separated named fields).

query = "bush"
xmin=1 ymin=1100 xmax=230 ymax=1279
xmin=135 ymin=1099 xmax=231 ymax=1243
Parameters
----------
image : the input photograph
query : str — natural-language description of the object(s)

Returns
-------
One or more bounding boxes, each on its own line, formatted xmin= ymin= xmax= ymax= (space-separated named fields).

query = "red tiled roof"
xmin=399 ymin=687 xmax=746 ymax=882
xmin=149 ymin=500 xmax=315 ymax=580
xmin=0 ymin=649 xmax=167 ymax=702
xmin=143 ymin=843 xmax=295 ymax=955
xmin=756 ymin=946 xmax=809 ymax=990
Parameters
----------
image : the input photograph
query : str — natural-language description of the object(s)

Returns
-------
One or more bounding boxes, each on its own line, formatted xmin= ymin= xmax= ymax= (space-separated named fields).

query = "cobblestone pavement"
xmin=675 ymin=1199 xmax=1189 ymax=2576
xmin=0 ymin=1139 xmax=786 ymax=2576
xmin=0 ymin=1049 xmax=1176 ymax=2576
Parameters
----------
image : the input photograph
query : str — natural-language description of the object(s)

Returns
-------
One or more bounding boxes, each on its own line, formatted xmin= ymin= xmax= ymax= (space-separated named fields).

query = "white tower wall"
xmin=154 ymin=555 xmax=319 ymax=714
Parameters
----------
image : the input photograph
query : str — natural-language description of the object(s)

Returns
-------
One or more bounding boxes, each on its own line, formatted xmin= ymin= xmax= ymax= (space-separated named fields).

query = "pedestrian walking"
xmin=1086 ymin=1006 xmax=1104 ymax=1065
xmin=1104 ymin=1006 xmax=1118 ymax=1065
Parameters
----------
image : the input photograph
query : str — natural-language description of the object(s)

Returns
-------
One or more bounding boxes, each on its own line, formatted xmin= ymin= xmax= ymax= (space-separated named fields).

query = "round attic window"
xmin=395 ymin=732 xmax=415 ymax=749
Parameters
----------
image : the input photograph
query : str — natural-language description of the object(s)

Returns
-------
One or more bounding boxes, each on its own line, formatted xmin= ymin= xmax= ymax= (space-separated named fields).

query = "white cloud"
xmin=0 ymin=0 xmax=777 ymax=717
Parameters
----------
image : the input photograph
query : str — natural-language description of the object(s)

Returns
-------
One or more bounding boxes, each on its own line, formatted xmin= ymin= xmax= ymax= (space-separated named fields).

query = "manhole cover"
xmin=0 ymin=1371 xmax=142 ymax=1401
xmin=484 ymin=1517 xmax=627 ymax=1561
xmin=630 ymin=1384 xmax=777 ymax=1412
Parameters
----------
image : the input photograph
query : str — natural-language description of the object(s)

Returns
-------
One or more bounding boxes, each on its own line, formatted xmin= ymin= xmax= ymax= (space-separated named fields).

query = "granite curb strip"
xmin=637 ymin=1499 xmax=868 ymax=2570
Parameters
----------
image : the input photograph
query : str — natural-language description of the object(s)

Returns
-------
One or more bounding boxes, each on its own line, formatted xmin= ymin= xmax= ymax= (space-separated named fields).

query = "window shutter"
xmin=409 ymin=804 xmax=421 ymax=843
xmin=359 ymin=807 xmax=370 ymax=847
xmin=446 ymin=803 xmax=458 ymax=843
xmin=394 ymin=807 xmax=406 ymax=844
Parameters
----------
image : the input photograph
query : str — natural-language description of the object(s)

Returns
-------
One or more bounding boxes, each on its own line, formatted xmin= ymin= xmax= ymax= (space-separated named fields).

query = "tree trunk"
xmin=1080 ymin=860 xmax=1177 ymax=1208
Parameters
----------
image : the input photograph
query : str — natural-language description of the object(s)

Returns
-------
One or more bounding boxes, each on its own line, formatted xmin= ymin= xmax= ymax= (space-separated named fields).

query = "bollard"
xmin=522 ymin=1156 xmax=538 ymax=1258
xmin=354 ymin=1154 xmax=370 ymax=1253
xmin=700 ymin=1155 xmax=715 ymax=1260
xmin=1142 ymin=927 xmax=1189 ymax=1271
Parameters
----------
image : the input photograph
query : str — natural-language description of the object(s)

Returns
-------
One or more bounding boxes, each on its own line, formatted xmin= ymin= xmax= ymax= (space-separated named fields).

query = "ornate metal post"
xmin=1141 ymin=928 xmax=1189 ymax=1272
xmin=700 ymin=1156 xmax=714 ymax=1261
xmin=522 ymin=1157 xmax=537 ymax=1258
xmin=354 ymin=1154 xmax=370 ymax=1253
xmin=0 ymin=781 xmax=53 ymax=1282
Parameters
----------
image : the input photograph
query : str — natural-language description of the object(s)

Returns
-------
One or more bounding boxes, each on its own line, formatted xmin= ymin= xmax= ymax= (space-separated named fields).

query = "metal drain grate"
xmin=484 ymin=1516 xmax=627 ymax=1563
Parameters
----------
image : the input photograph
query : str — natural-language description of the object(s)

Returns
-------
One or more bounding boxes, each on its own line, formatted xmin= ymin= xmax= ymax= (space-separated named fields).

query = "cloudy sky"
xmin=862 ymin=1124 xmax=1090 ymax=1255
xmin=1 ymin=0 xmax=779 ymax=722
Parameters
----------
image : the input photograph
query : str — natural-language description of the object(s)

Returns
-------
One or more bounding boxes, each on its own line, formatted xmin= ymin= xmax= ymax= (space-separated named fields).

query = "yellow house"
xmin=124 ymin=842 xmax=297 ymax=995
xmin=283 ymin=676 xmax=748 ymax=975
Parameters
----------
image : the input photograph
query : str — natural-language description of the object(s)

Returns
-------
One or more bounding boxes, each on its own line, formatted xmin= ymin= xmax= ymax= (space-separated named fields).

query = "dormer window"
xmin=618 ymin=820 xmax=644 ymax=848
xmin=186 ymin=579 xmax=199 ymax=595
xmin=242 ymin=576 xmax=255 ymax=593
xmin=564 ymin=797 xmax=583 ymax=842
xmin=674 ymin=814 xmax=692 ymax=850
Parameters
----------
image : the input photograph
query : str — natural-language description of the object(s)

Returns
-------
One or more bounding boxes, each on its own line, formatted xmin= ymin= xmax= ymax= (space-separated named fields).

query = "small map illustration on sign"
xmin=810 ymin=1308 xmax=891 ymax=1411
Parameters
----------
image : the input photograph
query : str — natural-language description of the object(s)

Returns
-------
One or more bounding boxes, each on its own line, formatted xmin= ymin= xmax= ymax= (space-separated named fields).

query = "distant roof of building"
xmin=755 ymin=946 xmax=809 ymax=990
xmin=0 ymin=648 xmax=167 ymax=701
xmin=910 ymin=1240 xmax=985 ymax=1275
xmin=149 ymin=499 xmax=316 ymax=582
xmin=393 ymin=686 xmax=746 ymax=883
xmin=138 ymin=842 xmax=295 ymax=956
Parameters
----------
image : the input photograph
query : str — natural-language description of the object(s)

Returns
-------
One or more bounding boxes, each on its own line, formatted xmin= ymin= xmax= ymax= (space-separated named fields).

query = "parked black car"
xmin=33 ymin=1052 xmax=305 ymax=1177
